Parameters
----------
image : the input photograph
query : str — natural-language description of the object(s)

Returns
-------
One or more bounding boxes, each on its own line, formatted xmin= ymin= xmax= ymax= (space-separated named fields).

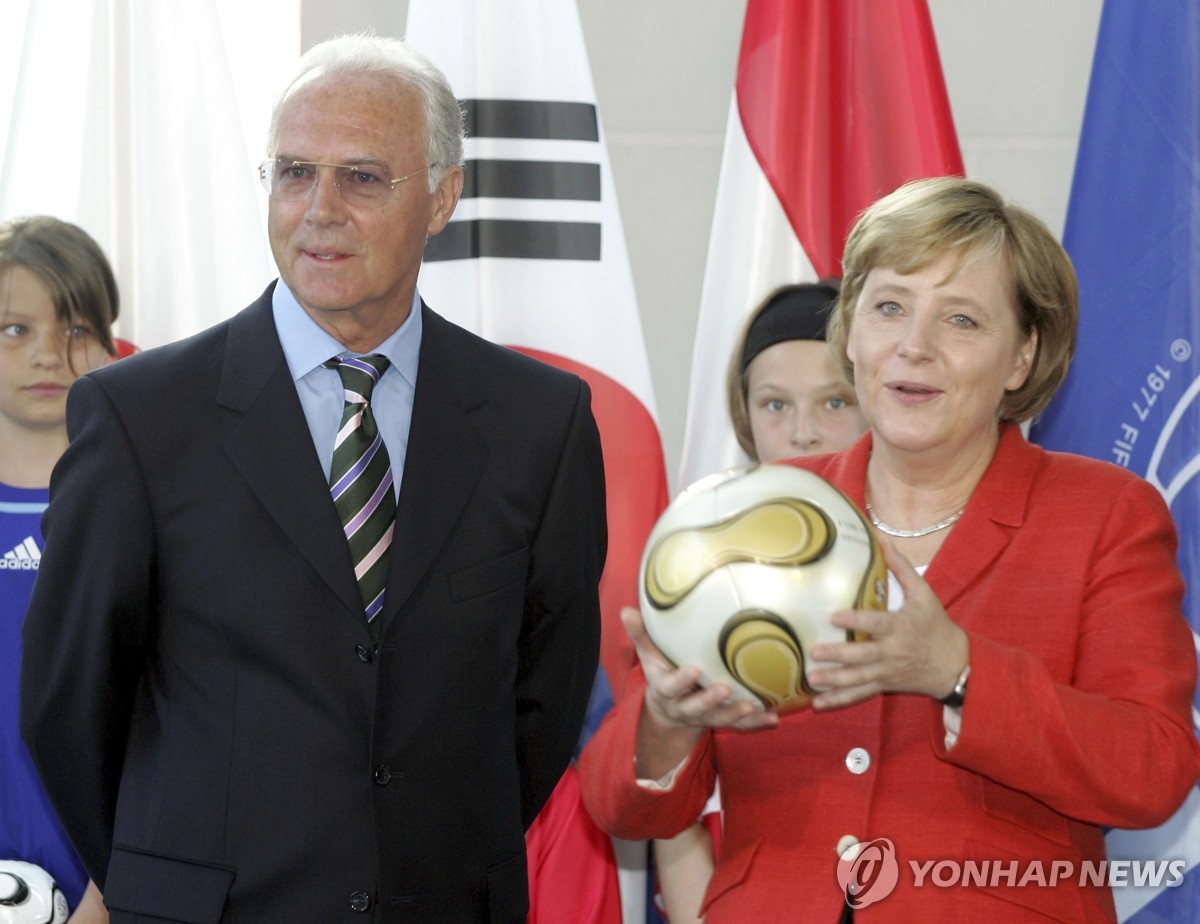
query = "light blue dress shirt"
xmin=271 ymin=280 xmax=420 ymax=498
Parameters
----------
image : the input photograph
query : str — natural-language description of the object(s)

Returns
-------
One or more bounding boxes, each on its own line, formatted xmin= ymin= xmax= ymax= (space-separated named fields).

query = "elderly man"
xmin=22 ymin=34 xmax=606 ymax=924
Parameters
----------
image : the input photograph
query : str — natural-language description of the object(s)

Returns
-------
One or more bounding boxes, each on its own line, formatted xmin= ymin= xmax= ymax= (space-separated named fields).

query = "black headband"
xmin=740 ymin=283 xmax=839 ymax=372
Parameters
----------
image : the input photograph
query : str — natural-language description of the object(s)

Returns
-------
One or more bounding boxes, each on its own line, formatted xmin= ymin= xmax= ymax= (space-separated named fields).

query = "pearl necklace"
xmin=865 ymin=503 xmax=963 ymax=539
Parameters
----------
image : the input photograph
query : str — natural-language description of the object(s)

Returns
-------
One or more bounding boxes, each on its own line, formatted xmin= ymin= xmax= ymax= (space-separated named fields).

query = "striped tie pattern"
xmin=326 ymin=354 xmax=395 ymax=628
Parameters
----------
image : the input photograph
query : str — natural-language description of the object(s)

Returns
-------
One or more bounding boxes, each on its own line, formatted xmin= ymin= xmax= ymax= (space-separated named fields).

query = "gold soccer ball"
xmin=639 ymin=463 xmax=887 ymax=714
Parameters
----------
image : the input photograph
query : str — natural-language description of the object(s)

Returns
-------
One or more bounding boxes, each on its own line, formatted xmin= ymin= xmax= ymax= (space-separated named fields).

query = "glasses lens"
xmin=334 ymin=165 xmax=392 ymax=206
xmin=260 ymin=159 xmax=317 ymax=201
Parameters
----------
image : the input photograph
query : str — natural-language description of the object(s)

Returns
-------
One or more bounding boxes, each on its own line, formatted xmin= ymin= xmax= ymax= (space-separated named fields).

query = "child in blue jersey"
xmin=1 ymin=216 xmax=120 ymax=922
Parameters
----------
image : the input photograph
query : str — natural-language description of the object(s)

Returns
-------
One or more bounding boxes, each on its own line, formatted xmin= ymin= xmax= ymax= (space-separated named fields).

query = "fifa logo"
xmin=1140 ymin=357 xmax=1200 ymax=736
xmin=1144 ymin=354 xmax=1199 ymax=508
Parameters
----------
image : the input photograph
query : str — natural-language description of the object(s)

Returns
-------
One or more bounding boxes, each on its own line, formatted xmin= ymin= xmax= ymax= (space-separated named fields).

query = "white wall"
xmin=301 ymin=0 xmax=1104 ymax=490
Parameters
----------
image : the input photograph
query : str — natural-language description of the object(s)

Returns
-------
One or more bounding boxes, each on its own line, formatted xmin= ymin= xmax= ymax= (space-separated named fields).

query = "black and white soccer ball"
xmin=0 ymin=861 xmax=68 ymax=924
xmin=639 ymin=463 xmax=887 ymax=713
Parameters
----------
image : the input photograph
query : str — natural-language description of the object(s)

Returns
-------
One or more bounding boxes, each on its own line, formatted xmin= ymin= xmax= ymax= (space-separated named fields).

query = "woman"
xmin=0 ymin=215 xmax=118 ymax=922
xmin=579 ymin=177 xmax=1200 ymax=922
xmin=655 ymin=282 xmax=868 ymax=923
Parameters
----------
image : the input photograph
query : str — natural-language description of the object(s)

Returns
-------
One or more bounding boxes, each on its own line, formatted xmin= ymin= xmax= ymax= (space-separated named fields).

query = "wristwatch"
xmin=938 ymin=664 xmax=971 ymax=708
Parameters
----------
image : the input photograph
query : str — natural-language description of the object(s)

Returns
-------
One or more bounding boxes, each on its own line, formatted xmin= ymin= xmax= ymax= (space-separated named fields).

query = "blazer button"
xmin=349 ymin=891 xmax=372 ymax=913
xmin=374 ymin=765 xmax=392 ymax=785
xmin=355 ymin=645 xmax=375 ymax=663
xmin=845 ymin=747 xmax=871 ymax=774
xmin=837 ymin=835 xmax=862 ymax=860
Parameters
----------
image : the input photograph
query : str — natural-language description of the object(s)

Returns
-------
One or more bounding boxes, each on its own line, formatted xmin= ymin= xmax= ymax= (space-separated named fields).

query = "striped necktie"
xmin=326 ymin=354 xmax=395 ymax=629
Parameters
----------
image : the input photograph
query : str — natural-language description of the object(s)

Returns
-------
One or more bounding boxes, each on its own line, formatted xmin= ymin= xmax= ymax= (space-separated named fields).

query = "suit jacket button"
xmin=374 ymin=765 xmax=392 ymax=785
xmin=349 ymin=891 xmax=372 ymax=913
xmin=355 ymin=645 xmax=375 ymax=663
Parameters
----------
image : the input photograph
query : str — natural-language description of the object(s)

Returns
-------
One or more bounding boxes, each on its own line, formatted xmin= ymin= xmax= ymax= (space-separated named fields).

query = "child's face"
xmin=0 ymin=265 xmax=110 ymax=433
xmin=747 ymin=338 xmax=867 ymax=462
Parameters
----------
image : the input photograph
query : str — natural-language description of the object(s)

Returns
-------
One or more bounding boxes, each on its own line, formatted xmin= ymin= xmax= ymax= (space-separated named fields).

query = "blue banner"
xmin=1031 ymin=1 xmax=1200 ymax=920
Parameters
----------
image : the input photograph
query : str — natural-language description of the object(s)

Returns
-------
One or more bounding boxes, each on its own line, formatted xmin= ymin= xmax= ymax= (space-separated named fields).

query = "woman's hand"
xmin=807 ymin=538 xmax=969 ymax=712
xmin=623 ymin=606 xmax=778 ymax=780
xmin=625 ymin=606 xmax=778 ymax=732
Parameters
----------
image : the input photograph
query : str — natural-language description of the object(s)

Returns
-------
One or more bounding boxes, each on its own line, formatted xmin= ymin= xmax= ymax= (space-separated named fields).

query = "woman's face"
xmin=845 ymin=248 xmax=1035 ymax=457
xmin=0 ymin=265 xmax=110 ymax=433
xmin=746 ymin=338 xmax=867 ymax=462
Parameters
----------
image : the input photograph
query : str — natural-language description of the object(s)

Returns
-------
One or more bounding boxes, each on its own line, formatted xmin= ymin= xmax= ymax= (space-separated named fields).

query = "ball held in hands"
xmin=639 ymin=463 xmax=887 ymax=713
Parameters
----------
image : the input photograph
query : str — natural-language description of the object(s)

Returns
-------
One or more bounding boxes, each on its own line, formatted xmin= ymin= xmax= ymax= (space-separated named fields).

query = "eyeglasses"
xmin=258 ymin=158 xmax=436 ymax=206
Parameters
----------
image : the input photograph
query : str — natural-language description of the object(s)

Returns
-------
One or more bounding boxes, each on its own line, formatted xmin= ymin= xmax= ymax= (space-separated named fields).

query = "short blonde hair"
xmin=826 ymin=177 xmax=1077 ymax=423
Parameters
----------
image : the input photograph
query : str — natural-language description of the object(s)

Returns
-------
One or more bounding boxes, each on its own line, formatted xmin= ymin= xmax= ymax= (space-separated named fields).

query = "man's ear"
xmin=427 ymin=164 xmax=464 ymax=236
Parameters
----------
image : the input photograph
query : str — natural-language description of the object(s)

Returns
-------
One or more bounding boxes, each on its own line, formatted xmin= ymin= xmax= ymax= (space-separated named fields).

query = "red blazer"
xmin=580 ymin=426 xmax=1200 ymax=923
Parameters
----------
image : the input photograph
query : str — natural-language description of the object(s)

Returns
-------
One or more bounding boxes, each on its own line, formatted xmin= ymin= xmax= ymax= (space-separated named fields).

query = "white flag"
xmin=0 ymin=0 xmax=296 ymax=348
xmin=405 ymin=0 xmax=669 ymax=704
xmin=406 ymin=5 xmax=670 ymax=922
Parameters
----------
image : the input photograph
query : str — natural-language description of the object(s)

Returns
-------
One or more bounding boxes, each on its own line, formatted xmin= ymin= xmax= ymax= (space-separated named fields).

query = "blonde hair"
xmin=827 ymin=177 xmax=1077 ymax=423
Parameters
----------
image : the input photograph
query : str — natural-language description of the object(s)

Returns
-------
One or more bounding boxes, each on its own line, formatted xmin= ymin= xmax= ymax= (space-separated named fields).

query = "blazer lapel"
xmin=217 ymin=290 xmax=364 ymax=619
xmin=925 ymin=425 xmax=1037 ymax=609
xmin=823 ymin=426 xmax=1036 ymax=612
xmin=380 ymin=306 xmax=488 ymax=626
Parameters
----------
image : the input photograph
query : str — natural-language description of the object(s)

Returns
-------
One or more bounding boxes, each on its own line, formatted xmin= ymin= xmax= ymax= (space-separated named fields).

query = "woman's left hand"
xmin=807 ymin=538 xmax=969 ymax=711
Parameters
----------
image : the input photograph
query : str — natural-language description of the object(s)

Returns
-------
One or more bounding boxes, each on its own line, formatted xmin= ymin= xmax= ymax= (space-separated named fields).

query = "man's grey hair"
xmin=267 ymin=33 xmax=465 ymax=191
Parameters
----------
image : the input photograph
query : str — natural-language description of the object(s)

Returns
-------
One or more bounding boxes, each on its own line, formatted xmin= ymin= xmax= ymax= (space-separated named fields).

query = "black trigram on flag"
xmin=425 ymin=99 xmax=603 ymax=262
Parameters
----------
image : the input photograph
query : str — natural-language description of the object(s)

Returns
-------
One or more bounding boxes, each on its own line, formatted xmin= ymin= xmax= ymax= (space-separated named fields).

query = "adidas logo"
xmin=1 ymin=536 xmax=41 ymax=570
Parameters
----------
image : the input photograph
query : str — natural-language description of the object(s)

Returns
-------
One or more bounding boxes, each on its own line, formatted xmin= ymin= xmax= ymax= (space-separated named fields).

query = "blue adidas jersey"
xmin=0 ymin=483 xmax=88 ymax=908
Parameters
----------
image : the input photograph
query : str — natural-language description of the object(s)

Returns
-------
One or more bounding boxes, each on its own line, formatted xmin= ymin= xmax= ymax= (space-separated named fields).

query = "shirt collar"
xmin=272 ymin=281 xmax=422 ymax=388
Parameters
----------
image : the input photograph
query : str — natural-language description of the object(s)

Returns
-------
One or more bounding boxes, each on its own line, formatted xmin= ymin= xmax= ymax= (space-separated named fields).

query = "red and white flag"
xmin=678 ymin=0 xmax=964 ymax=488
xmin=405 ymin=0 xmax=669 ymax=706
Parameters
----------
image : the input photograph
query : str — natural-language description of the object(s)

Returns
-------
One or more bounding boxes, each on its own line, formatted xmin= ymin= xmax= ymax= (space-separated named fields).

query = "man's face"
xmin=267 ymin=71 xmax=461 ymax=341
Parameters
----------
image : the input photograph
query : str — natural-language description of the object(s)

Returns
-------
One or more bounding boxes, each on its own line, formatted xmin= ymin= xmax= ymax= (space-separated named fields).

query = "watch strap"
xmin=939 ymin=664 xmax=971 ymax=708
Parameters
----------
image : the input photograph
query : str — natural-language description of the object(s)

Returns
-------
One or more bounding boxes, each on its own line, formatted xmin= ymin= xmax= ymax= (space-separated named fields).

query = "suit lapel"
xmin=380 ymin=306 xmax=489 ymax=625
xmin=217 ymin=289 xmax=364 ymax=620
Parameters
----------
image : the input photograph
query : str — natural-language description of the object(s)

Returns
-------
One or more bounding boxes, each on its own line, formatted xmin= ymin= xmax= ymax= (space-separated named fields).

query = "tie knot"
xmin=326 ymin=354 xmax=390 ymax=403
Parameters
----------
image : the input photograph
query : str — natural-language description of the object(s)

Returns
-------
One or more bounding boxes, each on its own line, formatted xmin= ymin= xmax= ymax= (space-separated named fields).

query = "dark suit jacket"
xmin=581 ymin=425 xmax=1199 ymax=923
xmin=21 ymin=285 xmax=607 ymax=924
